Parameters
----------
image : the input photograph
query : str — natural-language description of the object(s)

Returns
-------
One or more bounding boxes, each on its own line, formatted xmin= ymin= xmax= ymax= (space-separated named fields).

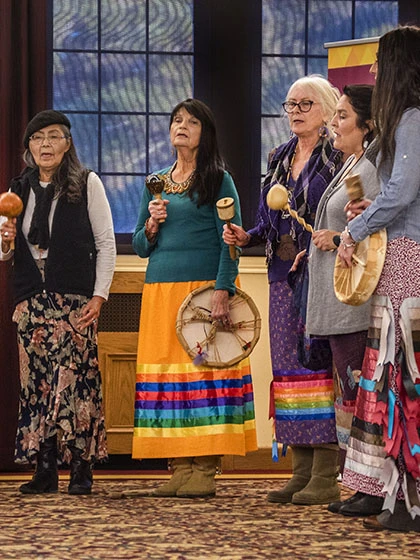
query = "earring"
xmin=363 ymin=138 xmax=369 ymax=149
xmin=289 ymin=129 xmax=294 ymax=139
xmin=171 ymin=147 xmax=175 ymax=157
xmin=318 ymin=125 xmax=329 ymax=138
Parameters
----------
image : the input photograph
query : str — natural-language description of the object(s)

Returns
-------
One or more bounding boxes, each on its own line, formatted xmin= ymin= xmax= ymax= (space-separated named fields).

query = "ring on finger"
xmin=4 ymin=232 xmax=9 ymax=238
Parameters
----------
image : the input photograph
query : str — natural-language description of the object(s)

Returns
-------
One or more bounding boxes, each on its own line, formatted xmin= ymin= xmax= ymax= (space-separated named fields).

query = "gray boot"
xmin=292 ymin=444 xmax=340 ymax=505
xmin=176 ymin=456 xmax=220 ymax=498
xmin=152 ymin=457 xmax=193 ymax=497
xmin=267 ymin=446 xmax=314 ymax=503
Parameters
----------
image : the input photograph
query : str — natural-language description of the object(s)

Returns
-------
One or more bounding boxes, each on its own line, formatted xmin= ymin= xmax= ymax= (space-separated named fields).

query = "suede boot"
xmin=267 ymin=446 xmax=314 ymax=504
xmin=176 ymin=455 xmax=220 ymax=498
xmin=20 ymin=435 xmax=58 ymax=494
xmin=152 ymin=457 xmax=193 ymax=497
xmin=292 ymin=444 xmax=341 ymax=505
xmin=68 ymin=447 xmax=93 ymax=495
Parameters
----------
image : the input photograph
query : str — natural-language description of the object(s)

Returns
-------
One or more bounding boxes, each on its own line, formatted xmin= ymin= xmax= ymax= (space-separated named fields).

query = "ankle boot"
xmin=267 ymin=446 xmax=313 ymax=504
xmin=176 ymin=456 xmax=220 ymax=498
xmin=20 ymin=435 xmax=59 ymax=494
xmin=292 ymin=444 xmax=341 ymax=505
xmin=152 ymin=458 xmax=193 ymax=497
xmin=68 ymin=447 xmax=93 ymax=495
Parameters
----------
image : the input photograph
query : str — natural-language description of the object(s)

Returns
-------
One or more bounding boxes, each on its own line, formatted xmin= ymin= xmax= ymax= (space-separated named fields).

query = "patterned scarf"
xmin=255 ymin=135 xmax=342 ymax=265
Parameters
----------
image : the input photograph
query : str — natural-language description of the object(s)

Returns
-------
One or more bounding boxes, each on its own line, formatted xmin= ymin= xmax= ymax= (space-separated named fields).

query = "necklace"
xmin=163 ymin=162 xmax=196 ymax=194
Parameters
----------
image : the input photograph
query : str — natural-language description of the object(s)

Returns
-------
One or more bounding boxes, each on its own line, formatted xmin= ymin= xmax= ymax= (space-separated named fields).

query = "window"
xmin=51 ymin=0 xmax=193 ymax=237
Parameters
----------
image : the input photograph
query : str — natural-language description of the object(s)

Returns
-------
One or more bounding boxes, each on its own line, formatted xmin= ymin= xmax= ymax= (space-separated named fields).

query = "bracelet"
xmin=340 ymin=227 xmax=356 ymax=249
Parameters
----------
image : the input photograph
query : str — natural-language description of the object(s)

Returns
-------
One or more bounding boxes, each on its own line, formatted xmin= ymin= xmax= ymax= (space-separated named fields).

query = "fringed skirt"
xmin=343 ymin=237 xmax=420 ymax=509
xmin=269 ymin=280 xmax=336 ymax=446
xmin=13 ymin=292 xmax=107 ymax=465
xmin=132 ymin=281 xmax=258 ymax=459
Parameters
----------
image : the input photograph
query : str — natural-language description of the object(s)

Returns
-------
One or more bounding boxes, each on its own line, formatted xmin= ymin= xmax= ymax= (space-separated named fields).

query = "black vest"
xmin=11 ymin=168 xmax=96 ymax=304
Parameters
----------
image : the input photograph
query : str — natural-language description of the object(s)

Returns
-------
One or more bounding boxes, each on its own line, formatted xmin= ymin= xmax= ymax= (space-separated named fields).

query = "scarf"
xmin=27 ymin=169 xmax=56 ymax=250
xmin=255 ymin=135 xmax=342 ymax=265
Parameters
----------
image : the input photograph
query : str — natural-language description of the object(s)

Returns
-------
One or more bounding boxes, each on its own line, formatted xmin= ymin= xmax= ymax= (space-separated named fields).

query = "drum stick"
xmin=266 ymin=182 xmax=313 ymax=233
xmin=216 ymin=197 xmax=237 ymax=260
xmin=145 ymin=174 xmax=165 ymax=223
xmin=0 ymin=192 xmax=23 ymax=250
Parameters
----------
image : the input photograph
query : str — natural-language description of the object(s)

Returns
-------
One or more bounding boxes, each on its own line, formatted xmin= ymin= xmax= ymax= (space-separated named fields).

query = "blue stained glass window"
xmin=52 ymin=0 xmax=194 ymax=236
xmin=261 ymin=0 xmax=398 ymax=174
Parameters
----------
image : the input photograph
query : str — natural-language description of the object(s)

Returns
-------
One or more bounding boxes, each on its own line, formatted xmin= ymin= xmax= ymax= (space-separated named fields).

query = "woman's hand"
xmin=211 ymin=289 xmax=232 ymax=327
xmin=77 ymin=295 xmax=105 ymax=330
xmin=290 ymin=249 xmax=306 ymax=272
xmin=148 ymin=198 xmax=169 ymax=225
xmin=0 ymin=218 xmax=17 ymax=252
xmin=345 ymin=198 xmax=371 ymax=221
xmin=222 ymin=223 xmax=250 ymax=248
xmin=312 ymin=229 xmax=339 ymax=252
xmin=337 ymin=229 xmax=356 ymax=268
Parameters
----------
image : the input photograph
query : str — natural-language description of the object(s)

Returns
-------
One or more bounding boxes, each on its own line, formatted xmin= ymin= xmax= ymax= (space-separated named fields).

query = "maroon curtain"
xmin=0 ymin=0 xmax=48 ymax=470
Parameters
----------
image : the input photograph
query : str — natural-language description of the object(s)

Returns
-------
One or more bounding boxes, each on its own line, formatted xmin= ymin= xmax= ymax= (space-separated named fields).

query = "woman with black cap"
xmin=0 ymin=110 xmax=116 ymax=495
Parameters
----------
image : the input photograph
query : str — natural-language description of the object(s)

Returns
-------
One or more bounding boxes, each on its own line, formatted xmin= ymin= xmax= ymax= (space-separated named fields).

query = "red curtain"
xmin=0 ymin=0 xmax=48 ymax=470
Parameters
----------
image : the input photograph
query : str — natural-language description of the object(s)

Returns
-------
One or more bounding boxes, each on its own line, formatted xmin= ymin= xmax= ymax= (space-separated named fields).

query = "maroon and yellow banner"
xmin=326 ymin=38 xmax=378 ymax=92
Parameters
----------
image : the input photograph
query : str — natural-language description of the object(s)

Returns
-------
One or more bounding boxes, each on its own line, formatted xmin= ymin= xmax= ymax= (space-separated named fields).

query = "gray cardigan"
xmin=306 ymin=152 xmax=380 ymax=336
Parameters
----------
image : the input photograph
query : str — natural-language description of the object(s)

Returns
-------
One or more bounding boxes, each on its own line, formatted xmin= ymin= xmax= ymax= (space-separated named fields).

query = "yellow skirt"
xmin=132 ymin=281 xmax=257 ymax=458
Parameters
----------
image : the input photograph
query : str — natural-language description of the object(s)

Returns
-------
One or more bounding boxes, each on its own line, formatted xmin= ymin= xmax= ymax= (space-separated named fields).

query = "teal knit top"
xmin=132 ymin=168 xmax=242 ymax=295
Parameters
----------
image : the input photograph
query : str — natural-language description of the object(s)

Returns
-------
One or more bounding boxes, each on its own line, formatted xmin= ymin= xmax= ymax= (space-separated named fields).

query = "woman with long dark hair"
xmin=338 ymin=26 xmax=420 ymax=532
xmin=132 ymin=99 xmax=257 ymax=498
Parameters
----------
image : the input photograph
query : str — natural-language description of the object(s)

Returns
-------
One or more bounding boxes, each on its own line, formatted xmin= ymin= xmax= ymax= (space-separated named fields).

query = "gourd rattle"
xmin=146 ymin=174 xmax=165 ymax=223
xmin=0 ymin=192 xmax=23 ymax=250
xmin=266 ymin=182 xmax=313 ymax=233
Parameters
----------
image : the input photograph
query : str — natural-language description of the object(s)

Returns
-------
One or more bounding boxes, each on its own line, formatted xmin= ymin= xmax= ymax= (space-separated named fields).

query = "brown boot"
xmin=176 ymin=456 xmax=220 ymax=498
xmin=267 ymin=446 xmax=313 ymax=504
xmin=152 ymin=458 xmax=193 ymax=497
xmin=20 ymin=435 xmax=59 ymax=494
xmin=292 ymin=444 xmax=340 ymax=505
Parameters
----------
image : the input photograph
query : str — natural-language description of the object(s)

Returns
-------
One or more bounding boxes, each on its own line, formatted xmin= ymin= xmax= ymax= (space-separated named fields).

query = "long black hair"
xmin=343 ymin=84 xmax=375 ymax=145
xmin=373 ymin=25 xmax=420 ymax=169
xmin=169 ymin=98 xmax=227 ymax=206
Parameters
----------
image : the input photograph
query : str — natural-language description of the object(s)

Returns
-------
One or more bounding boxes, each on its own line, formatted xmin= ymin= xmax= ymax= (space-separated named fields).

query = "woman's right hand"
xmin=290 ymin=249 xmax=306 ymax=272
xmin=0 ymin=218 xmax=16 ymax=252
xmin=148 ymin=198 xmax=169 ymax=224
xmin=222 ymin=223 xmax=250 ymax=247
xmin=345 ymin=198 xmax=371 ymax=221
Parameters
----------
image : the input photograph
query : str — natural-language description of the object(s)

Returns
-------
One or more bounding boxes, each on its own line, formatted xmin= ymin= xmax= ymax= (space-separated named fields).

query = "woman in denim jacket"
xmin=338 ymin=26 xmax=420 ymax=533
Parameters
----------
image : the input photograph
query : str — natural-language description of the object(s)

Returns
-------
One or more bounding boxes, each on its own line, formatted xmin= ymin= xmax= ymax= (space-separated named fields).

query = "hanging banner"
xmin=325 ymin=37 xmax=378 ymax=92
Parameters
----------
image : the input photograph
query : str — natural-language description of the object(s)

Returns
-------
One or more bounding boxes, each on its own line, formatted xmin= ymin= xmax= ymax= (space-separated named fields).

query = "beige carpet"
xmin=0 ymin=476 xmax=417 ymax=560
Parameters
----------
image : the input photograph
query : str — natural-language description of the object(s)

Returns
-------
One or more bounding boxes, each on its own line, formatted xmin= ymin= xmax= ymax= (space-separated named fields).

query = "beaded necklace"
xmin=163 ymin=162 xmax=196 ymax=194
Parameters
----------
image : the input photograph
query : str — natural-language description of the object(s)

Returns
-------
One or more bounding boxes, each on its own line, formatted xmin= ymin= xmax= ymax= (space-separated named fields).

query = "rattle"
xmin=146 ymin=174 xmax=165 ymax=223
xmin=266 ymin=182 xmax=314 ymax=233
xmin=216 ymin=197 xmax=237 ymax=260
xmin=0 ymin=192 xmax=23 ymax=250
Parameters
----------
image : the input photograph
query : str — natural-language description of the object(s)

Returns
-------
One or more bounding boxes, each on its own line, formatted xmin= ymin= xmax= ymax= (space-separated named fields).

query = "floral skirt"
xmin=13 ymin=292 xmax=107 ymax=465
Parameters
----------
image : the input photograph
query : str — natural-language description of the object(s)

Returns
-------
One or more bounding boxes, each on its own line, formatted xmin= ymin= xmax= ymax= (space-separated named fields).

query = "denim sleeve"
xmin=348 ymin=108 xmax=420 ymax=242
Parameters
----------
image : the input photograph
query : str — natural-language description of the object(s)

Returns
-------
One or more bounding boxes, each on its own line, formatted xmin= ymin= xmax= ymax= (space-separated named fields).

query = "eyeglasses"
xmin=29 ymin=134 xmax=68 ymax=145
xmin=282 ymin=100 xmax=315 ymax=114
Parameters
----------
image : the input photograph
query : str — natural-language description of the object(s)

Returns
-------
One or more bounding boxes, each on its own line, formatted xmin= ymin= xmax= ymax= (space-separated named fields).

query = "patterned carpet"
xmin=0 ymin=476 xmax=418 ymax=560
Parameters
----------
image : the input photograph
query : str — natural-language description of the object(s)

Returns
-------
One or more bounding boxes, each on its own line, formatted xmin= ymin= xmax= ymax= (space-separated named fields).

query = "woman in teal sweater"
xmin=132 ymin=99 xmax=257 ymax=498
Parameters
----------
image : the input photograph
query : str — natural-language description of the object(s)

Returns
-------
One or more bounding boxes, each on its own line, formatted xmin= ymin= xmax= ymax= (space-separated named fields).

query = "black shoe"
xmin=327 ymin=491 xmax=365 ymax=513
xmin=68 ymin=448 xmax=93 ymax=495
xmin=339 ymin=494 xmax=384 ymax=517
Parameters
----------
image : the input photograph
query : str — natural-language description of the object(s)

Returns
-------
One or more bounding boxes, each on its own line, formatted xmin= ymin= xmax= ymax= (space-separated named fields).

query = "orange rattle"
xmin=0 ymin=192 xmax=23 ymax=250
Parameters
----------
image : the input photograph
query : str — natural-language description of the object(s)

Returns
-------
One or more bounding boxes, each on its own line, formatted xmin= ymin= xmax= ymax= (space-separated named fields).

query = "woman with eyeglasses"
xmin=223 ymin=75 xmax=342 ymax=506
xmin=337 ymin=26 xmax=420 ymax=533
xmin=0 ymin=110 xmax=116 ymax=495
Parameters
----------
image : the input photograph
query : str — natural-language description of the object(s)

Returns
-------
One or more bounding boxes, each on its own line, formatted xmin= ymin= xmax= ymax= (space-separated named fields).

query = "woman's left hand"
xmin=77 ymin=295 xmax=106 ymax=330
xmin=312 ymin=229 xmax=339 ymax=252
xmin=211 ymin=289 xmax=232 ymax=328
xmin=290 ymin=249 xmax=306 ymax=272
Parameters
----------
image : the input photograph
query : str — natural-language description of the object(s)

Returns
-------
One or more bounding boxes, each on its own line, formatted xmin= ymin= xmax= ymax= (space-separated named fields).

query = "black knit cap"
xmin=23 ymin=109 xmax=71 ymax=148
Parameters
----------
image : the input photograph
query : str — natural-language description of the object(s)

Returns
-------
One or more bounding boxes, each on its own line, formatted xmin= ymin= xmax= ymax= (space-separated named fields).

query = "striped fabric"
xmin=132 ymin=281 xmax=258 ymax=459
